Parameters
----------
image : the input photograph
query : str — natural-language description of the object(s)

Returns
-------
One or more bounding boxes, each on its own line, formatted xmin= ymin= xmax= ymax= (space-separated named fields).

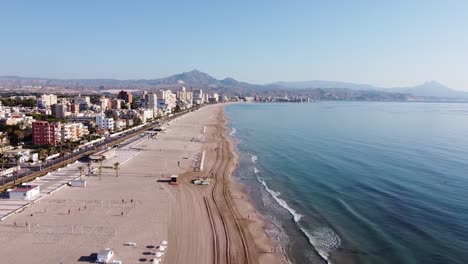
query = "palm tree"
xmin=0 ymin=154 xmax=9 ymax=186
xmin=78 ymin=166 xmax=84 ymax=179
xmin=0 ymin=133 xmax=6 ymax=154
xmin=13 ymin=153 xmax=21 ymax=183
xmin=39 ymin=149 xmax=48 ymax=171
xmin=113 ymin=162 xmax=120 ymax=177
xmin=66 ymin=139 xmax=73 ymax=153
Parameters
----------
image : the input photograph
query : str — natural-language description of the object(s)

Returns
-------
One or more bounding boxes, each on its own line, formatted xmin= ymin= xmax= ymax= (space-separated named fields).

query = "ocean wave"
xmin=258 ymin=178 xmax=302 ymax=222
xmin=251 ymin=155 xmax=258 ymax=163
xmin=301 ymin=226 xmax=341 ymax=264
xmin=258 ymin=177 xmax=340 ymax=263
xmin=254 ymin=167 xmax=260 ymax=174
xmin=229 ymin=127 xmax=237 ymax=136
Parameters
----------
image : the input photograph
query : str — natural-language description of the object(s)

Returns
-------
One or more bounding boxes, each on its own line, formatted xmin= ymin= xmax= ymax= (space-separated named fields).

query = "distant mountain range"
xmin=271 ymin=80 xmax=468 ymax=98
xmin=1 ymin=70 xmax=467 ymax=99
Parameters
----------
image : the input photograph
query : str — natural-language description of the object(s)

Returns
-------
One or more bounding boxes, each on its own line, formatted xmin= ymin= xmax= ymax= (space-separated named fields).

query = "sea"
xmin=225 ymin=102 xmax=468 ymax=264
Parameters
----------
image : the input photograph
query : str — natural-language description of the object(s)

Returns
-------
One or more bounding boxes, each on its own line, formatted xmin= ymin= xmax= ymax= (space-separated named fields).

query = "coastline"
xmin=0 ymin=104 xmax=286 ymax=264
xmin=222 ymin=106 xmax=285 ymax=264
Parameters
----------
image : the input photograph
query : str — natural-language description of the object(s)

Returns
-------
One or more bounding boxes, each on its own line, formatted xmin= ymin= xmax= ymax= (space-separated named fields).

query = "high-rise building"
xmin=144 ymin=93 xmax=158 ymax=109
xmin=32 ymin=121 xmax=62 ymax=146
xmin=193 ymin=89 xmax=204 ymax=104
xmin=177 ymin=87 xmax=193 ymax=103
xmin=111 ymin=99 xmax=123 ymax=110
xmin=118 ymin=90 xmax=133 ymax=104
xmin=99 ymin=97 xmax=111 ymax=112
xmin=52 ymin=103 xmax=67 ymax=119
xmin=38 ymin=94 xmax=58 ymax=108
xmin=156 ymin=90 xmax=177 ymax=110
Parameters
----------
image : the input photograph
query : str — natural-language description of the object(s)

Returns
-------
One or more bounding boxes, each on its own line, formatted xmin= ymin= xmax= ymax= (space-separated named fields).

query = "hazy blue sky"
xmin=1 ymin=0 xmax=468 ymax=90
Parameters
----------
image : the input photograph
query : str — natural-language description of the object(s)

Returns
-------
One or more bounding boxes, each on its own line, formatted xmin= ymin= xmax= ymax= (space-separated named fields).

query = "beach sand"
xmin=0 ymin=104 xmax=283 ymax=264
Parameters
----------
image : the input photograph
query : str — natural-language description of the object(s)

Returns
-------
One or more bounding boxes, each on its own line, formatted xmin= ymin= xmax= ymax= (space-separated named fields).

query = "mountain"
xmin=270 ymin=80 xmax=378 ymax=90
xmin=272 ymin=79 xmax=468 ymax=98
xmin=146 ymin=69 xmax=220 ymax=86
xmin=386 ymin=81 xmax=468 ymax=98
xmin=1 ymin=70 xmax=467 ymax=100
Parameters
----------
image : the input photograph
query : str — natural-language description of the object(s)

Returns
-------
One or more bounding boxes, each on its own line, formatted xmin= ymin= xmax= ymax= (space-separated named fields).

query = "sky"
xmin=1 ymin=0 xmax=468 ymax=90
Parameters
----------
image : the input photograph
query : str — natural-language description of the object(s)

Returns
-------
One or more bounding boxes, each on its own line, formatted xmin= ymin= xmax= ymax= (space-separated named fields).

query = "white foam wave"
xmin=257 ymin=177 xmax=340 ymax=263
xmin=253 ymin=167 xmax=260 ymax=174
xmin=251 ymin=155 xmax=258 ymax=163
xmin=229 ymin=127 xmax=237 ymax=136
xmin=258 ymin=179 xmax=302 ymax=222
xmin=301 ymin=226 xmax=341 ymax=263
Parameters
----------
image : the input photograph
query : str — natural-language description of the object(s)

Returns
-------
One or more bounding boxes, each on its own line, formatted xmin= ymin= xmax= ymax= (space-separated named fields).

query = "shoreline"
xmin=222 ymin=106 xmax=286 ymax=264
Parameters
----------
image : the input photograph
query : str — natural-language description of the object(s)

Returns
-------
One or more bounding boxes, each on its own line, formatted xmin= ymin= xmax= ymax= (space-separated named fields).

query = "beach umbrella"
xmin=155 ymin=252 xmax=163 ymax=257
xmin=158 ymin=246 xmax=166 ymax=252
xmin=161 ymin=240 xmax=168 ymax=245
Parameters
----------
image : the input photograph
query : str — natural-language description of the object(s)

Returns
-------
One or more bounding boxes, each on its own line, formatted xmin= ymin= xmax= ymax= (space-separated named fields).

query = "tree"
xmin=0 ymin=133 xmax=6 ymax=154
xmin=39 ymin=149 xmax=48 ymax=171
xmin=13 ymin=154 xmax=21 ymax=183
xmin=0 ymin=154 xmax=10 ymax=185
xmin=133 ymin=117 xmax=142 ymax=126
xmin=113 ymin=162 xmax=120 ymax=177
xmin=120 ymin=101 xmax=128 ymax=109
xmin=5 ymin=124 xmax=28 ymax=146
xmin=59 ymin=142 xmax=67 ymax=167
xmin=174 ymin=104 xmax=181 ymax=113
xmin=78 ymin=166 xmax=84 ymax=179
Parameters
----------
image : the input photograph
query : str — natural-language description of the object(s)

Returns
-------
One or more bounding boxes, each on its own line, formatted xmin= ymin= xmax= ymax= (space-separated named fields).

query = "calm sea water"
xmin=225 ymin=102 xmax=468 ymax=264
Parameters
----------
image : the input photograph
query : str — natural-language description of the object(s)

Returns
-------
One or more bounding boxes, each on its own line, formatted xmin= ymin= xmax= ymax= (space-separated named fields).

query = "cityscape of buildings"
xmin=0 ymin=87 xmax=231 ymax=177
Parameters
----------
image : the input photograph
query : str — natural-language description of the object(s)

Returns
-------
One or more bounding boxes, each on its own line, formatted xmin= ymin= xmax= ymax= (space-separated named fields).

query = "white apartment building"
xmin=99 ymin=97 xmax=111 ymax=112
xmin=96 ymin=115 xmax=114 ymax=131
xmin=39 ymin=94 xmax=58 ymax=107
xmin=213 ymin=93 xmax=219 ymax=102
xmin=61 ymin=123 xmax=89 ymax=142
xmin=74 ymin=95 xmax=91 ymax=105
xmin=156 ymin=90 xmax=177 ymax=111
xmin=37 ymin=94 xmax=58 ymax=108
xmin=140 ymin=109 xmax=154 ymax=123
xmin=115 ymin=119 xmax=127 ymax=131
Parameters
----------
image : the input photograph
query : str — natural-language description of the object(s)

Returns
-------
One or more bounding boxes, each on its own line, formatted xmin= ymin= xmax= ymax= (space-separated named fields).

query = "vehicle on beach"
xmin=192 ymin=178 xmax=210 ymax=185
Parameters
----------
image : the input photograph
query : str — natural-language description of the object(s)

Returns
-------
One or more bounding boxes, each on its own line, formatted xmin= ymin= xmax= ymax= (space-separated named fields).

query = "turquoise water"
xmin=225 ymin=102 xmax=468 ymax=264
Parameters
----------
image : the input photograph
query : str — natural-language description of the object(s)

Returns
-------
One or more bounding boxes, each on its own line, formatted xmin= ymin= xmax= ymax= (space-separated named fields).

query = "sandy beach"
xmin=0 ymin=104 xmax=283 ymax=264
